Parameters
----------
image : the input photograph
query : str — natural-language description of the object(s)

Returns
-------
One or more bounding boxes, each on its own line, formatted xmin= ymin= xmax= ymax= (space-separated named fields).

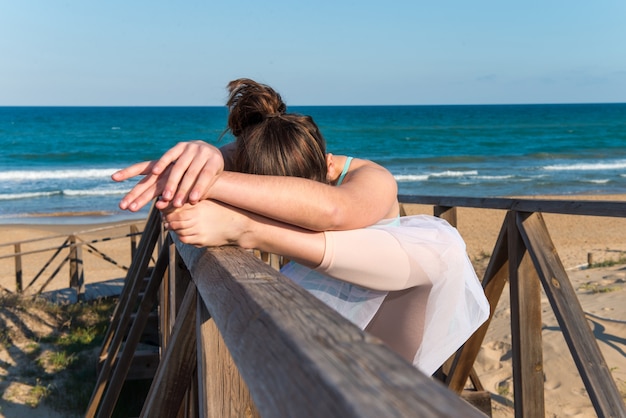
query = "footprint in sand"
xmin=479 ymin=341 xmax=513 ymax=371
xmin=545 ymin=379 xmax=562 ymax=390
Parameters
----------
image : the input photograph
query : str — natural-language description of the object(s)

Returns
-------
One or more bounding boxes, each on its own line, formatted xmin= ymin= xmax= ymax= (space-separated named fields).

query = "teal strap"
xmin=336 ymin=156 xmax=353 ymax=185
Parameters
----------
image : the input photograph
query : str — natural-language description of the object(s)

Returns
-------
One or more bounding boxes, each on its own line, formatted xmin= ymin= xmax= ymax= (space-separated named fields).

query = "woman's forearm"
xmin=209 ymin=166 xmax=398 ymax=231
xmin=237 ymin=211 xmax=327 ymax=267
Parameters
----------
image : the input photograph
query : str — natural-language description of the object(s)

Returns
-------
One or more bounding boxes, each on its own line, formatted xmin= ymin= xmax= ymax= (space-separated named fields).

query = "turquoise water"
xmin=1 ymin=104 xmax=625 ymax=223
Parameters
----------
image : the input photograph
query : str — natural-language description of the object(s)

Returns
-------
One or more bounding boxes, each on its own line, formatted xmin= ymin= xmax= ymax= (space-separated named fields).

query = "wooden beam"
xmin=519 ymin=212 xmax=626 ymax=417
xmin=140 ymin=285 xmax=198 ymax=418
xmin=86 ymin=207 xmax=162 ymax=418
xmin=197 ymin=301 xmax=259 ymax=418
xmin=399 ymin=195 xmax=626 ymax=218
xmin=96 ymin=237 xmax=171 ymax=418
xmin=509 ymin=212 xmax=545 ymax=418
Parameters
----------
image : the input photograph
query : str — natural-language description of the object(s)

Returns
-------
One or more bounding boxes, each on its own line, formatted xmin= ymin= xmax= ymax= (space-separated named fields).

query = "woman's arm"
xmin=115 ymin=141 xmax=399 ymax=231
xmin=162 ymin=200 xmax=417 ymax=291
xmin=207 ymin=160 xmax=398 ymax=231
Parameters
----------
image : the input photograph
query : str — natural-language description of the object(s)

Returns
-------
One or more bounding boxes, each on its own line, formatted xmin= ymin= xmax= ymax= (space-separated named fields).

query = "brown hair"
xmin=225 ymin=78 xmax=328 ymax=183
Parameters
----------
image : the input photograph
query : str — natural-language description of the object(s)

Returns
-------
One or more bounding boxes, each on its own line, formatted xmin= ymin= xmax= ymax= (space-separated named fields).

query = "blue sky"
xmin=1 ymin=1 xmax=625 ymax=106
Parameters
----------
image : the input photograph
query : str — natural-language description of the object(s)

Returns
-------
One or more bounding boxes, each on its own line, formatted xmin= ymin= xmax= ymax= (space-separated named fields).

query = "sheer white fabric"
xmin=280 ymin=262 xmax=388 ymax=329
xmin=280 ymin=215 xmax=489 ymax=376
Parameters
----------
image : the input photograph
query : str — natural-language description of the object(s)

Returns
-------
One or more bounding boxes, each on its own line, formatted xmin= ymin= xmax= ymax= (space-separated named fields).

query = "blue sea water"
xmin=1 ymin=104 xmax=626 ymax=224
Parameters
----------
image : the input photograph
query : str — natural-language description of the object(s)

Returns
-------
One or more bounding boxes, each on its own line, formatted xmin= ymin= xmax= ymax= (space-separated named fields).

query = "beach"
xmin=1 ymin=195 xmax=626 ymax=417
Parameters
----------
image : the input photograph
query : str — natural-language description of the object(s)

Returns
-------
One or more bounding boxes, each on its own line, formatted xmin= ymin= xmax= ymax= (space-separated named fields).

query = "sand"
xmin=1 ymin=195 xmax=626 ymax=417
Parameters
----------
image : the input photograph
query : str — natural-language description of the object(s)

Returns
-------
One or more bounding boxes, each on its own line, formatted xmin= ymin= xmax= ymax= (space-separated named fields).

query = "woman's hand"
xmin=161 ymin=200 xmax=249 ymax=248
xmin=112 ymin=141 xmax=224 ymax=212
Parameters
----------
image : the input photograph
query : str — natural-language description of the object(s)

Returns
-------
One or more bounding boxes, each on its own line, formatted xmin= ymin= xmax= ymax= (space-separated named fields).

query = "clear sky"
xmin=1 ymin=0 xmax=625 ymax=106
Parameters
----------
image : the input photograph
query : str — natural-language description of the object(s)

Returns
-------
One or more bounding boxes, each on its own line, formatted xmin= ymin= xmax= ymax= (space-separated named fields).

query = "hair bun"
xmin=226 ymin=79 xmax=287 ymax=135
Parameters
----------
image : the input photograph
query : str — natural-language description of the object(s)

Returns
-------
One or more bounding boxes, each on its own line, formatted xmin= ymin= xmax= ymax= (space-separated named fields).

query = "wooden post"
xmin=14 ymin=243 xmax=23 ymax=293
xmin=434 ymin=205 xmax=457 ymax=227
xmin=130 ymin=224 xmax=139 ymax=261
xmin=197 ymin=301 xmax=259 ymax=418
xmin=140 ymin=285 xmax=198 ymax=418
xmin=508 ymin=212 xmax=545 ymax=418
xmin=69 ymin=235 xmax=85 ymax=300
xmin=96 ymin=240 xmax=171 ymax=418
xmin=520 ymin=212 xmax=626 ymax=417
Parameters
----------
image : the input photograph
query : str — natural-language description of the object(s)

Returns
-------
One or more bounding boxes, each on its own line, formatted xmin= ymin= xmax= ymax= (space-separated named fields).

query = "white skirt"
xmin=280 ymin=215 xmax=489 ymax=375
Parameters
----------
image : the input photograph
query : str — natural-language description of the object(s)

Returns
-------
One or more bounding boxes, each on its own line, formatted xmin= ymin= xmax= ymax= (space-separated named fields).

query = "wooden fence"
xmin=85 ymin=195 xmax=626 ymax=417
xmin=0 ymin=222 xmax=143 ymax=299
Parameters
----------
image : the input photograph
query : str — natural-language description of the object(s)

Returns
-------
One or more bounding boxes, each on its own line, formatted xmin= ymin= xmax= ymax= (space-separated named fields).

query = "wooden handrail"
xmin=399 ymin=194 xmax=626 ymax=217
xmin=174 ymin=240 xmax=486 ymax=417
xmin=88 ymin=207 xmax=485 ymax=417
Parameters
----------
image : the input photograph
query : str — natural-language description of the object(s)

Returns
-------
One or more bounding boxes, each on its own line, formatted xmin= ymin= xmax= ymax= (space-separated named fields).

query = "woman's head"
xmin=225 ymin=78 xmax=328 ymax=183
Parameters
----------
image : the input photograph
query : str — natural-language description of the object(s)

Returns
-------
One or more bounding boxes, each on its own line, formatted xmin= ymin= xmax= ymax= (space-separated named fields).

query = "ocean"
xmin=1 ymin=104 xmax=625 ymax=224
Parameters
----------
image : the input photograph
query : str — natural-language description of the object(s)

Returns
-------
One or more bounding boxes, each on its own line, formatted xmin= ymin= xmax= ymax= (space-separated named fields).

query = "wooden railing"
xmin=398 ymin=195 xmax=626 ymax=418
xmin=87 ymin=196 xmax=626 ymax=418
xmin=86 ymin=206 xmax=485 ymax=417
xmin=0 ymin=222 xmax=143 ymax=298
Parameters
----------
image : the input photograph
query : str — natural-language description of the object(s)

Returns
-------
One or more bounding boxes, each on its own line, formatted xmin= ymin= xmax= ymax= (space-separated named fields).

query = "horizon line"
xmin=1 ymin=101 xmax=625 ymax=108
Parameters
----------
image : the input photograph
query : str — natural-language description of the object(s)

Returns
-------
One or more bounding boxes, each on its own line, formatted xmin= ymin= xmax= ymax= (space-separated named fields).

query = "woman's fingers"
xmin=111 ymin=160 xmax=154 ymax=182
xmin=164 ymin=141 xmax=224 ymax=206
xmin=115 ymin=141 xmax=225 ymax=212
xmin=113 ymin=161 xmax=161 ymax=211
xmin=119 ymin=176 xmax=160 ymax=211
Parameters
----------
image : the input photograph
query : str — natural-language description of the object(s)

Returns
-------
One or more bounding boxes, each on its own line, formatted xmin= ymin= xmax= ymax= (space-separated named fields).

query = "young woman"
xmin=113 ymin=79 xmax=489 ymax=375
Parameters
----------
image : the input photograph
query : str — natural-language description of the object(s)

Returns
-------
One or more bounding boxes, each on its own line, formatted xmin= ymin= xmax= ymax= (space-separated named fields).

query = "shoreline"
xmin=0 ymin=210 xmax=148 ymax=228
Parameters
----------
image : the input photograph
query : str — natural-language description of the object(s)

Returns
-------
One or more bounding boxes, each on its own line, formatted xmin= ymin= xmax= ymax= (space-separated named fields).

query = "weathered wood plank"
xmin=69 ymin=235 xmax=85 ymax=299
xmin=14 ymin=243 xmax=23 ymax=292
xmin=519 ymin=212 xmax=626 ymax=417
xmin=140 ymin=285 xmax=198 ymax=418
xmin=86 ymin=208 xmax=162 ymax=418
xmin=399 ymin=195 xmax=626 ymax=217
xmin=98 ymin=207 xmax=161 ymax=359
xmin=177 ymin=240 xmax=485 ymax=418
xmin=509 ymin=212 xmax=545 ymax=418
xmin=433 ymin=205 xmax=457 ymax=226
xmin=96 ymin=238 xmax=171 ymax=418
xmin=197 ymin=301 xmax=259 ymax=418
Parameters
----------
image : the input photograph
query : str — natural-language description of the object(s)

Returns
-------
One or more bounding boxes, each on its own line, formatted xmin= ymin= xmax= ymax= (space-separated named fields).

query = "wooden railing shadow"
xmin=87 ymin=196 xmax=626 ymax=418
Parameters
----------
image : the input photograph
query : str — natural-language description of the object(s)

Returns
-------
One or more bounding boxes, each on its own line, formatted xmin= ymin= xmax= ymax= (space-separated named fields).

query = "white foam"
xmin=0 ymin=191 xmax=61 ymax=200
xmin=543 ymin=160 xmax=626 ymax=171
xmin=62 ymin=188 xmax=129 ymax=197
xmin=0 ymin=168 xmax=121 ymax=181
xmin=429 ymin=170 xmax=478 ymax=178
